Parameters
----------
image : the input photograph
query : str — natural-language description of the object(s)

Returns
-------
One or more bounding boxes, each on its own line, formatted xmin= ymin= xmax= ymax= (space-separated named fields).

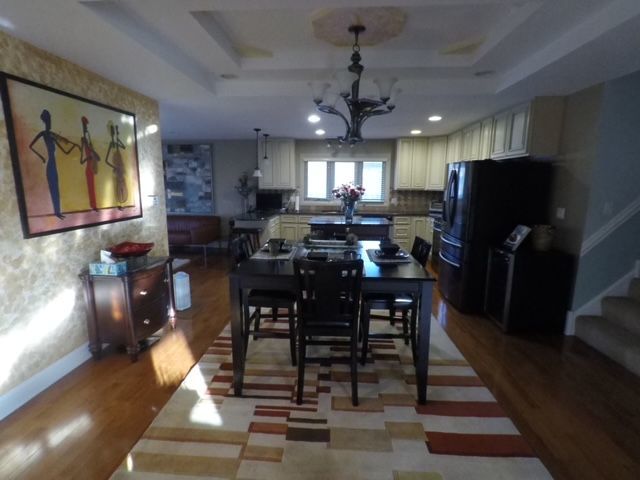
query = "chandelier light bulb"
xmin=307 ymin=114 xmax=321 ymax=123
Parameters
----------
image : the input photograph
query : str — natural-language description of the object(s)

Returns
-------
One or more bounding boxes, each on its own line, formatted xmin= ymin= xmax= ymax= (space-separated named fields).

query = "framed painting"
xmin=0 ymin=72 xmax=142 ymax=238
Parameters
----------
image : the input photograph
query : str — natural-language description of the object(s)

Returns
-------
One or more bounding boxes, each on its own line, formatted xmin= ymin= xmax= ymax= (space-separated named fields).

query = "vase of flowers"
xmin=332 ymin=183 xmax=365 ymax=224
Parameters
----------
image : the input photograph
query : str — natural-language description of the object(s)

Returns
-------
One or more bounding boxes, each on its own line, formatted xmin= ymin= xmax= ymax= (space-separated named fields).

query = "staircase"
xmin=576 ymin=278 xmax=640 ymax=376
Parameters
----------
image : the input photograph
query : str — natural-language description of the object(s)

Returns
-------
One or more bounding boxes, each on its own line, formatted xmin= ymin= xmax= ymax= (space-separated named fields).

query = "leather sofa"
xmin=167 ymin=215 xmax=221 ymax=267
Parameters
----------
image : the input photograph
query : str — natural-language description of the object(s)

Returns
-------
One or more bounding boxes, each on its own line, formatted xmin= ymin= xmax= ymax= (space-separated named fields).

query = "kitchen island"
xmin=308 ymin=215 xmax=393 ymax=240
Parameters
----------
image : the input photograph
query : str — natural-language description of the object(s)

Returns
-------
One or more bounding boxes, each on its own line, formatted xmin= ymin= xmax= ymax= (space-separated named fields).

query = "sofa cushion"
xmin=167 ymin=215 xmax=221 ymax=246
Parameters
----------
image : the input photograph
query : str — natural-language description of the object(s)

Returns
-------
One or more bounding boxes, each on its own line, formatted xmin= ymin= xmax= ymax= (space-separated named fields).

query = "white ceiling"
xmin=2 ymin=0 xmax=640 ymax=141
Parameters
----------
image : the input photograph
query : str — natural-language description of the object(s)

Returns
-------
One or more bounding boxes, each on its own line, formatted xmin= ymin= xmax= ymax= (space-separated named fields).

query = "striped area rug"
xmin=111 ymin=316 xmax=551 ymax=480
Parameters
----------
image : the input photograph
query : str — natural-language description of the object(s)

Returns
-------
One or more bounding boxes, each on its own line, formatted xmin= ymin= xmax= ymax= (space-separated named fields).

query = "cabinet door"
xmin=412 ymin=217 xmax=428 ymax=244
xmin=461 ymin=123 xmax=481 ymax=160
xmin=274 ymin=140 xmax=296 ymax=189
xmin=506 ymin=104 xmax=529 ymax=156
xmin=394 ymin=139 xmax=414 ymax=189
xmin=491 ymin=111 xmax=509 ymax=158
xmin=281 ymin=224 xmax=297 ymax=242
xmin=446 ymin=131 xmax=462 ymax=164
xmin=426 ymin=136 xmax=447 ymax=190
xmin=479 ymin=117 xmax=493 ymax=160
xmin=410 ymin=138 xmax=428 ymax=189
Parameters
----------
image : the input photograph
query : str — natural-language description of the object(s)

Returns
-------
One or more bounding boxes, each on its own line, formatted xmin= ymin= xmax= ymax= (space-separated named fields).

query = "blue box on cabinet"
xmin=89 ymin=261 xmax=128 ymax=276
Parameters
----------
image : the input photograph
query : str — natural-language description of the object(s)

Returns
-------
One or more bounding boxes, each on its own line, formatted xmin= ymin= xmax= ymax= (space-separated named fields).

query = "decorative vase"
xmin=344 ymin=201 xmax=357 ymax=224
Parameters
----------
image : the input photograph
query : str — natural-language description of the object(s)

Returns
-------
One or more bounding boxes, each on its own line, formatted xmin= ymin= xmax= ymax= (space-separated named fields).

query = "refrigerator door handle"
xmin=441 ymin=235 xmax=462 ymax=248
xmin=448 ymin=170 xmax=458 ymax=222
xmin=443 ymin=169 xmax=456 ymax=223
xmin=439 ymin=251 xmax=461 ymax=268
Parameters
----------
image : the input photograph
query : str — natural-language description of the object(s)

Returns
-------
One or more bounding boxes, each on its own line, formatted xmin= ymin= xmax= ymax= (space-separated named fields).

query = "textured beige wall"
xmin=0 ymin=31 xmax=168 ymax=395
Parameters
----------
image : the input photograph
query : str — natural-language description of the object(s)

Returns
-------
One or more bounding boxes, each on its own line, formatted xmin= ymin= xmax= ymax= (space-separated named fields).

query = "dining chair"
xmin=293 ymin=258 xmax=363 ymax=406
xmin=230 ymin=235 xmax=297 ymax=366
xmin=360 ymin=236 xmax=431 ymax=365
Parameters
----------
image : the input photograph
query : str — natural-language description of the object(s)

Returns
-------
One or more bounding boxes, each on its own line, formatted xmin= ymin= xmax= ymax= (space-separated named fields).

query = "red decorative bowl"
xmin=108 ymin=241 xmax=154 ymax=257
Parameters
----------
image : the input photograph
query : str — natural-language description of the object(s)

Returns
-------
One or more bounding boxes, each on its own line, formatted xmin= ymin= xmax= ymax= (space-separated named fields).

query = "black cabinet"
xmin=484 ymin=248 xmax=573 ymax=332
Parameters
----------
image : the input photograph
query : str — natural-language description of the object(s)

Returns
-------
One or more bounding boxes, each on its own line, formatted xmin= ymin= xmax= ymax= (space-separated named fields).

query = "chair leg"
xmin=272 ymin=308 xmax=278 ymax=322
xmin=253 ymin=308 xmax=261 ymax=340
xmin=243 ymin=303 xmax=252 ymax=358
xmin=288 ymin=306 xmax=297 ymax=366
xmin=409 ymin=306 xmax=418 ymax=365
xmin=202 ymin=244 xmax=208 ymax=268
xmin=351 ymin=327 xmax=359 ymax=407
xmin=390 ymin=307 xmax=396 ymax=325
xmin=360 ymin=303 xmax=371 ymax=366
xmin=402 ymin=309 xmax=410 ymax=345
xmin=296 ymin=330 xmax=306 ymax=405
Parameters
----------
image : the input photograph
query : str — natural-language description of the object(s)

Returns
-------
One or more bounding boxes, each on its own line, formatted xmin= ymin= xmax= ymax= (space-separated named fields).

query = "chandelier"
xmin=310 ymin=25 xmax=397 ymax=145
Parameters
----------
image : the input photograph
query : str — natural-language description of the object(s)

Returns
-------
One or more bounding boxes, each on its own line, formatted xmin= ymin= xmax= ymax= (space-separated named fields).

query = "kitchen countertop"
xmin=235 ymin=210 xmax=430 ymax=221
xmin=308 ymin=216 xmax=393 ymax=226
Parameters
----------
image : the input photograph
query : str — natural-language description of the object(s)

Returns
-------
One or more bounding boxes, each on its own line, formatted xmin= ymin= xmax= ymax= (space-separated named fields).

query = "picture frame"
xmin=0 ymin=72 xmax=143 ymax=238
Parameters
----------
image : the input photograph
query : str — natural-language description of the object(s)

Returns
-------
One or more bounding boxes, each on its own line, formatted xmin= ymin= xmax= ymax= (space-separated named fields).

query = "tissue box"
xmin=89 ymin=261 xmax=128 ymax=276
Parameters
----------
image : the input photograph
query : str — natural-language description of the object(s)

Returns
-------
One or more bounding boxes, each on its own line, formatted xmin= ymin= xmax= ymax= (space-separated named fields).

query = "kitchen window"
xmin=304 ymin=159 xmax=386 ymax=203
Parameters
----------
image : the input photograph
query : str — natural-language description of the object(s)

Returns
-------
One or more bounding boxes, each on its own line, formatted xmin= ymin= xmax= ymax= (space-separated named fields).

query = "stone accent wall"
xmin=0 ymin=31 xmax=167 ymax=395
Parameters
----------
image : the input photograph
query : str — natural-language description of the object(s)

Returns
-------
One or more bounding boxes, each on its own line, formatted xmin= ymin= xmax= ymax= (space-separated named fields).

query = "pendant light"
xmin=252 ymin=128 xmax=262 ymax=177
xmin=263 ymin=133 xmax=270 ymax=161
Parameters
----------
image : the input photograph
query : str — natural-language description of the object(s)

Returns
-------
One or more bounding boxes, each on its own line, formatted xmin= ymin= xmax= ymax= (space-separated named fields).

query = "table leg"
xmin=229 ymin=273 xmax=246 ymax=396
xmin=415 ymin=282 xmax=433 ymax=404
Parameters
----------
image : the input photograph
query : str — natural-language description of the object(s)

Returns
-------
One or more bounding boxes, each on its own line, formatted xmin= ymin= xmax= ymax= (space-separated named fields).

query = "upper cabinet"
xmin=460 ymin=122 xmax=481 ymax=161
xmin=446 ymin=131 xmax=462 ymax=164
xmin=395 ymin=137 xmax=446 ymax=191
xmin=447 ymin=96 xmax=565 ymax=164
xmin=259 ymin=139 xmax=296 ymax=189
xmin=491 ymin=97 xmax=565 ymax=160
xmin=479 ymin=117 xmax=494 ymax=160
xmin=394 ymin=138 xmax=428 ymax=190
xmin=426 ymin=136 xmax=447 ymax=190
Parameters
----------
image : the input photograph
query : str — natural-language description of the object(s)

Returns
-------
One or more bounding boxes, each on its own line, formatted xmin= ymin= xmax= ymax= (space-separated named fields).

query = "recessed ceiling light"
xmin=220 ymin=73 xmax=238 ymax=80
xmin=474 ymin=70 xmax=495 ymax=77
xmin=308 ymin=114 xmax=321 ymax=123
xmin=410 ymin=129 xmax=422 ymax=135
xmin=428 ymin=115 xmax=442 ymax=122
xmin=315 ymin=129 xmax=326 ymax=136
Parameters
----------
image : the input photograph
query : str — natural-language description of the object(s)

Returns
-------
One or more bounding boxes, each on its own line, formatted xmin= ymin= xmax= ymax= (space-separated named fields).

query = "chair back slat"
xmin=294 ymin=259 xmax=363 ymax=330
xmin=410 ymin=236 xmax=432 ymax=267
xmin=230 ymin=234 xmax=252 ymax=264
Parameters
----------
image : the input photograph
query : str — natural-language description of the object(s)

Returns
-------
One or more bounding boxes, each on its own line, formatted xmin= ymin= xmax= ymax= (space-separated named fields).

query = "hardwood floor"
xmin=1 ymin=252 xmax=639 ymax=479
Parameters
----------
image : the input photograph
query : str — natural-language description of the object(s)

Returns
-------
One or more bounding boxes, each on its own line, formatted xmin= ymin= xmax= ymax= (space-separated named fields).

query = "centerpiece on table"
xmin=332 ymin=183 xmax=365 ymax=224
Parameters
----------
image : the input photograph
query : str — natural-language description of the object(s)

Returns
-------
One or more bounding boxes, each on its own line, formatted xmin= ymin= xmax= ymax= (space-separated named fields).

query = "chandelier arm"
xmin=317 ymin=104 xmax=352 ymax=139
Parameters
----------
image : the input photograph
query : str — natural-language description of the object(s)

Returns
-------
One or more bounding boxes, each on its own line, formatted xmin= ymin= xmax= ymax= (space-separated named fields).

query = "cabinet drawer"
xmin=133 ymin=298 xmax=168 ymax=339
xmin=297 ymin=215 xmax=313 ymax=224
xmin=280 ymin=215 xmax=297 ymax=223
xmin=130 ymin=266 xmax=167 ymax=310
xmin=393 ymin=226 xmax=411 ymax=237
xmin=394 ymin=216 xmax=411 ymax=225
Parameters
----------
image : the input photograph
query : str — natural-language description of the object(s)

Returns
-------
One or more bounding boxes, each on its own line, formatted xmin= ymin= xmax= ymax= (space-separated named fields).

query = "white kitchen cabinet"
xmin=461 ymin=122 xmax=481 ymax=160
xmin=446 ymin=131 xmax=462 ymax=164
xmin=479 ymin=117 xmax=493 ymax=160
xmin=426 ymin=217 xmax=434 ymax=244
xmin=297 ymin=215 xmax=312 ymax=240
xmin=393 ymin=216 xmax=428 ymax=251
xmin=259 ymin=139 xmax=296 ymax=189
xmin=259 ymin=215 xmax=280 ymax=245
xmin=394 ymin=138 xmax=428 ymax=190
xmin=280 ymin=214 xmax=297 ymax=241
xmin=426 ymin=136 xmax=447 ymax=190
xmin=491 ymin=97 xmax=565 ymax=160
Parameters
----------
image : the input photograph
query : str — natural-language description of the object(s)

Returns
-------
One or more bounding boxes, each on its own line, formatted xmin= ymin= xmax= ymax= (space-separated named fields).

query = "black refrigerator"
xmin=438 ymin=159 xmax=550 ymax=313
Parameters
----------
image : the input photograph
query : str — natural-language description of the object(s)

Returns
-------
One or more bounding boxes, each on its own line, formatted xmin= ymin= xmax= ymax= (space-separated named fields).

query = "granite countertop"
xmin=308 ymin=216 xmax=393 ymax=226
xmin=235 ymin=210 xmax=430 ymax=221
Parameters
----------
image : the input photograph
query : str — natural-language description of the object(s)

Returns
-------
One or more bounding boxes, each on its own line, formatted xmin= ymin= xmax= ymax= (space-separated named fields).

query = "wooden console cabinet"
xmin=80 ymin=257 xmax=176 ymax=361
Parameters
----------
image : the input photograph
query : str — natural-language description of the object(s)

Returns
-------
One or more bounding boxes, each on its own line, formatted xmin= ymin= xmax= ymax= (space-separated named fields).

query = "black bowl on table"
xmin=378 ymin=242 xmax=400 ymax=257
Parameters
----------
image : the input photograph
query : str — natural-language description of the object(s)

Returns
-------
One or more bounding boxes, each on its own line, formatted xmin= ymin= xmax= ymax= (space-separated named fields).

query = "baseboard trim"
xmin=565 ymin=264 xmax=638 ymax=335
xmin=0 ymin=343 xmax=91 ymax=421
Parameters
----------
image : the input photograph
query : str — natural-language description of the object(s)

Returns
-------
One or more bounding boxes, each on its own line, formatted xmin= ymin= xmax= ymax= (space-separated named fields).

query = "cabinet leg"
xmin=89 ymin=345 xmax=102 ymax=360
xmin=127 ymin=344 xmax=140 ymax=362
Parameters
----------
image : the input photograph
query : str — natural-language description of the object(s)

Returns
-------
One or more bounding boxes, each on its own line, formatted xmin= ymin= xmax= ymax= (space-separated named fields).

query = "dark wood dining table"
xmin=227 ymin=240 xmax=437 ymax=404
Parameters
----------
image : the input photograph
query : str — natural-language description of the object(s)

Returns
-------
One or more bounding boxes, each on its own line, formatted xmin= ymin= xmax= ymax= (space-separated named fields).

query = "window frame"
xmin=301 ymin=154 xmax=390 ymax=206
